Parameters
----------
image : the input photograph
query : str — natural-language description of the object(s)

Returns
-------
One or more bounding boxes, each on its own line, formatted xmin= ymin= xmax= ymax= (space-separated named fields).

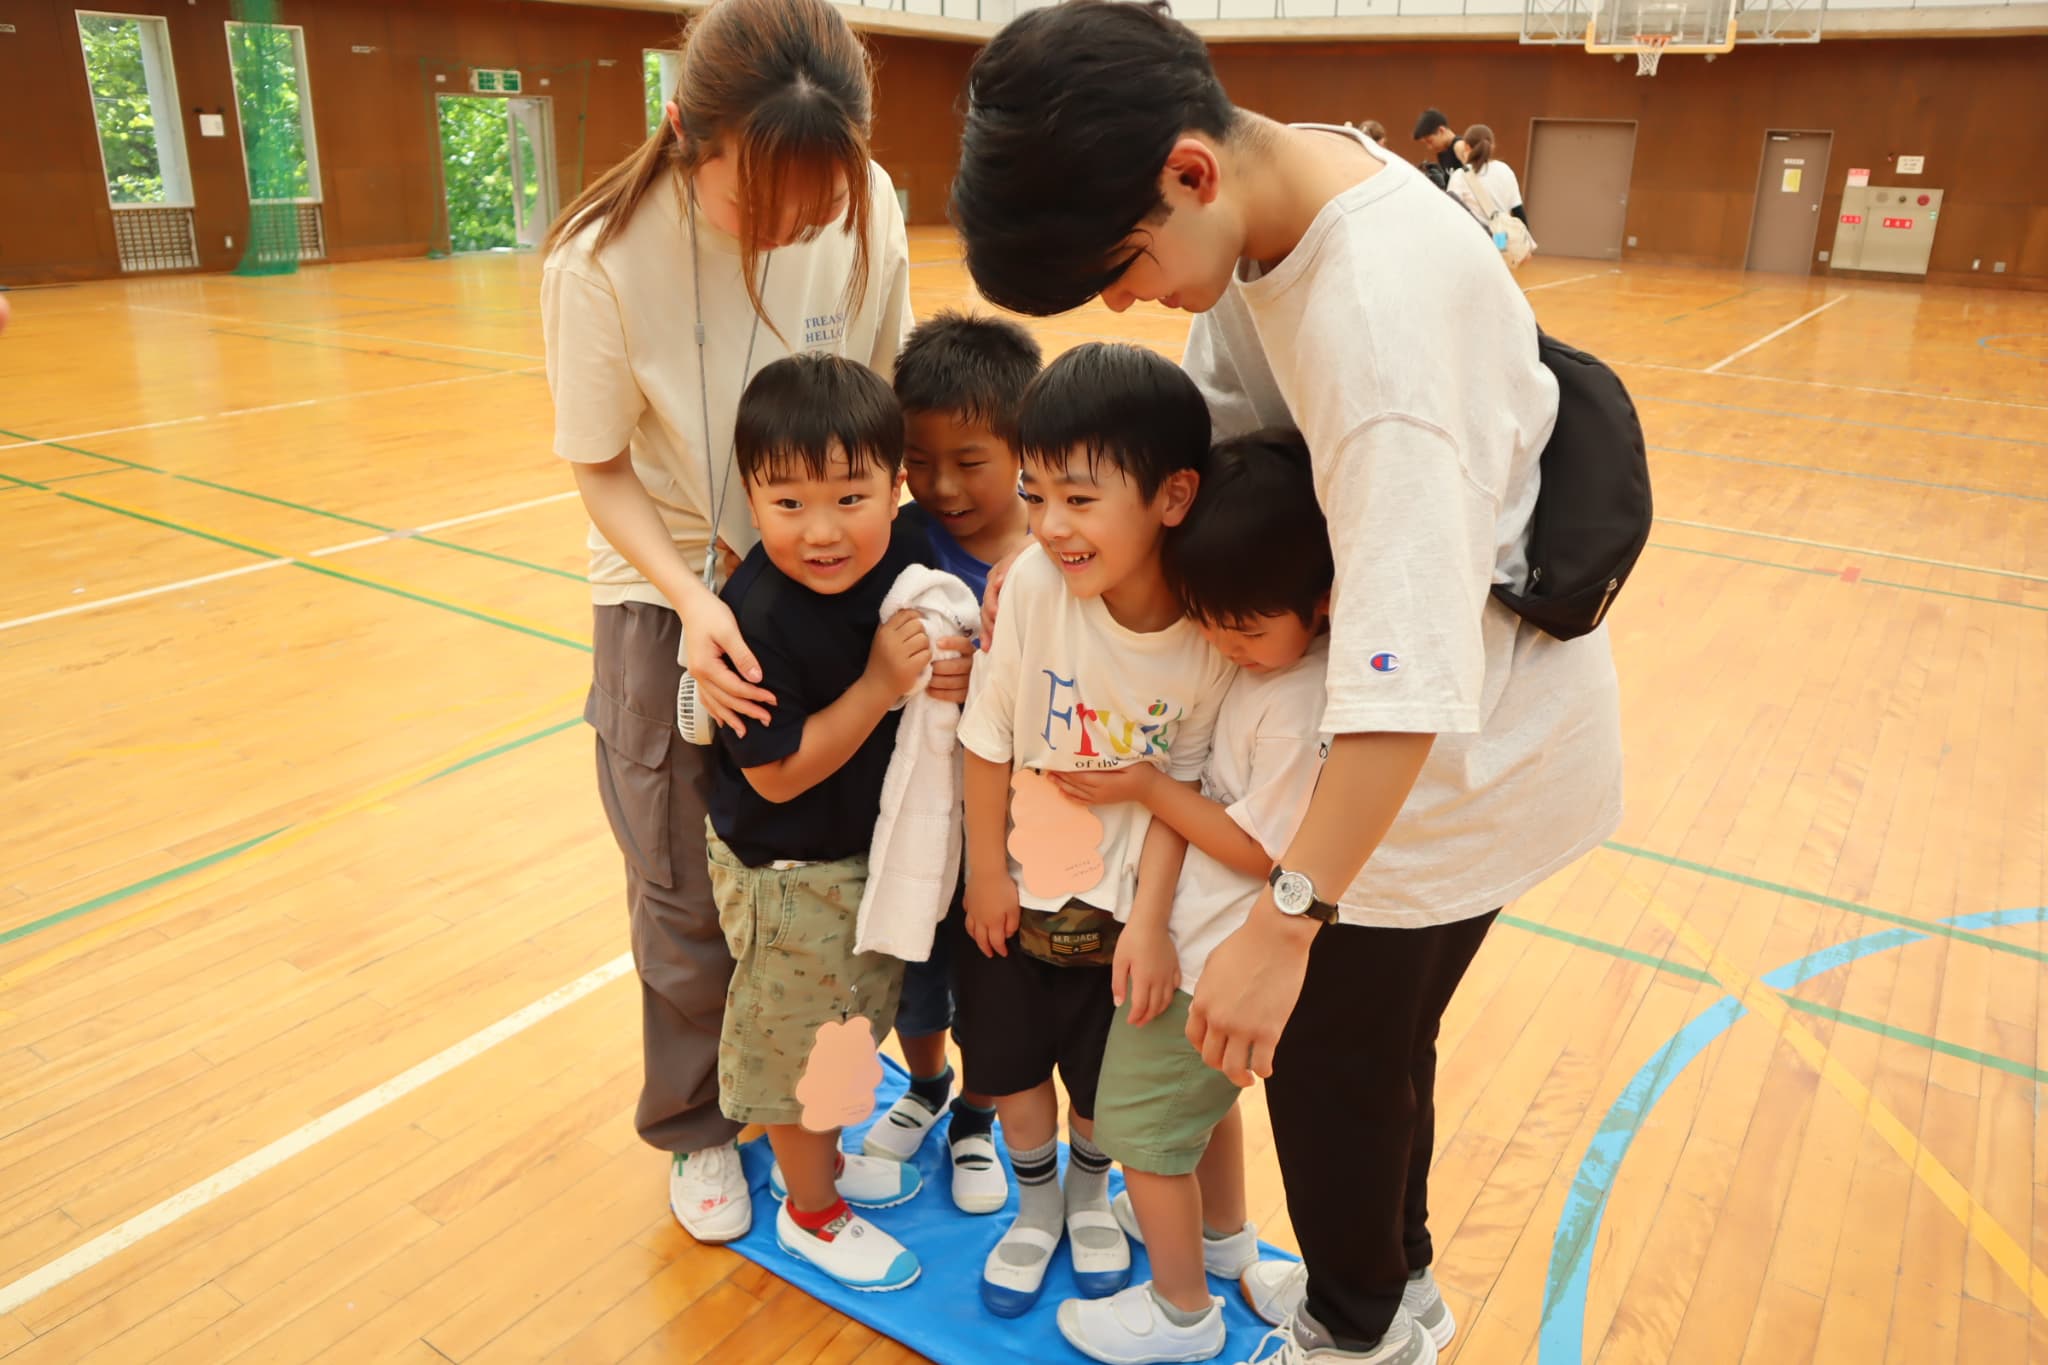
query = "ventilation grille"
xmin=113 ymin=207 xmax=200 ymax=272
xmin=248 ymin=201 xmax=327 ymax=264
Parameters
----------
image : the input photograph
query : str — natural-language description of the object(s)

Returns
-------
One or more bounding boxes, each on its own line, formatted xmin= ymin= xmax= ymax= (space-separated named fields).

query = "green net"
xmin=229 ymin=1 xmax=306 ymax=275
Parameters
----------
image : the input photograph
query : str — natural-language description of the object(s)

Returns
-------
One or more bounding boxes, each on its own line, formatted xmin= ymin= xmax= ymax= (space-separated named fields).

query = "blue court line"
xmin=1539 ymin=903 xmax=2048 ymax=1365
xmin=1978 ymin=334 xmax=2047 ymax=365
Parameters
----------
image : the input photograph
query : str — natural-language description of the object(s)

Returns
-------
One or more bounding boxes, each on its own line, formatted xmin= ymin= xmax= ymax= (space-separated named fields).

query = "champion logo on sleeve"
xmin=1369 ymin=652 xmax=1401 ymax=674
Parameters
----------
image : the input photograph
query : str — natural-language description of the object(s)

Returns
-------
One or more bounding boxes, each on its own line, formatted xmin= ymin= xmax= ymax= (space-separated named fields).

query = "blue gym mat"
xmin=726 ymin=1057 xmax=1297 ymax=1363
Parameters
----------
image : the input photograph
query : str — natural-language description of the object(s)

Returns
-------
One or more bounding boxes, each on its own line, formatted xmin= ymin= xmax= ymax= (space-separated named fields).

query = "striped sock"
xmin=1064 ymin=1131 xmax=1117 ymax=1252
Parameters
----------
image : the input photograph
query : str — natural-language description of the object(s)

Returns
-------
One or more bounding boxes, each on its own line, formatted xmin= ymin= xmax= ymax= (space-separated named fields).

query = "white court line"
xmin=0 ymin=368 xmax=541 ymax=455
xmin=1620 ymin=357 xmax=2048 ymax=415
xmin=1660 ymin=515 xmax=2048 ymax=586
xmin=0 ymin=953 xmax=634 ymax=1318
xmin=1523 ymin=269 xmax=1617 ymax=294
xmin=0 ymin=560 xmax=293 ymax=634
xmin=129 ymin=303 xmax=543 ymax=361
xmin=1702 ymin=296 xmax=1848 ymax=373
xmin=0 ymin=491 xmax=582 ymax=633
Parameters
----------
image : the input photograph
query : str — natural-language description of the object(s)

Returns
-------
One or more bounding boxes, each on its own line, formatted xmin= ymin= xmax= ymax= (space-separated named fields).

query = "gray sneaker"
xmin=1235 ymin=1306 xmax=1438 ymax=1365
xmin=1401 ymin=1268 xmax=1455 ymax=1350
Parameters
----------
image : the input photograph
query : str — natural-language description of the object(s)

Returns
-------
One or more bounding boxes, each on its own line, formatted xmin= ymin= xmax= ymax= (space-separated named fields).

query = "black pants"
xmin=1266 ymin=910 xmax=1499 ymax=1348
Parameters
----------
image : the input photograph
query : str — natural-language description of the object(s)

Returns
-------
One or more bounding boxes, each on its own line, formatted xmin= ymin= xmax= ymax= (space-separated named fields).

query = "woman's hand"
xmin=678 ymin=591 xmax=776 ymax=736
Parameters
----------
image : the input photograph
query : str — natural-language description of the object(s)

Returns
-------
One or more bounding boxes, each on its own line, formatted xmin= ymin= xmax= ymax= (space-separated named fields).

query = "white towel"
xmin=855 ymin=564 xmax=981 ymax=961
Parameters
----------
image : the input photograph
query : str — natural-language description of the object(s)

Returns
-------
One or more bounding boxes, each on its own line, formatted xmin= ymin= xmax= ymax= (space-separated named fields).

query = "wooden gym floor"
xmin=2 ymin=231 xmax=2045 ymax=1365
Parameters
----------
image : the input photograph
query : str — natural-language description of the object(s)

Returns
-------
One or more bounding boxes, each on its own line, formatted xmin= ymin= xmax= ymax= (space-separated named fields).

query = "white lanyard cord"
xmin=687 ymin=181 xmax=771 ymax=589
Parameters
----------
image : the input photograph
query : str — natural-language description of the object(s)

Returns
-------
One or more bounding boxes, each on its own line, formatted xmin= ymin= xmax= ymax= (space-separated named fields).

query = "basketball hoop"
xmin=1635 ymin=35 xmax=1670 ymax=75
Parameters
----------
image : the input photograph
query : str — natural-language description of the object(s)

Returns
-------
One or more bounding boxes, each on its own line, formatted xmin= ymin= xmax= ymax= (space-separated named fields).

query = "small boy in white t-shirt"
xmin=1045 ymin=431 xmax=1333 ymax=1365
xmin=955 ymin=343 xmax=1236 ymax=1318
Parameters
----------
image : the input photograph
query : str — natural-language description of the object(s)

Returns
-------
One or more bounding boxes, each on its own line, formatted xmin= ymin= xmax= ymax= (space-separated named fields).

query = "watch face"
xmin=1273 ymin=870 xmax=1315 ymax=916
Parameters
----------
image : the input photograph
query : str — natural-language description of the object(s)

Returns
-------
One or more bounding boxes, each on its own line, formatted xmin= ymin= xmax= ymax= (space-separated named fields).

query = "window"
xmin=77 ymin=11 xmax=193 ymax=206
xmin=644 ymin=49 xmax=682 ymax=135
xmin=226 ymin=21 xmax=321 ymax=202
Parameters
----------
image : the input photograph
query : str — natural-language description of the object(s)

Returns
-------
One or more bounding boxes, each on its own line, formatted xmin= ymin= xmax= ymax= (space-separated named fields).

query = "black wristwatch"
xmin=1268 ymin=867 xmax=1340 ymax=925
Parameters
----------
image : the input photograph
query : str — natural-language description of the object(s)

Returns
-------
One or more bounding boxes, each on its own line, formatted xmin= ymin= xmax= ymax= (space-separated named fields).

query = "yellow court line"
xmin=0 ymin=686 xmax=588 ymax=994
xmin=1606 ymin=851 xmax=2048 ymax=1316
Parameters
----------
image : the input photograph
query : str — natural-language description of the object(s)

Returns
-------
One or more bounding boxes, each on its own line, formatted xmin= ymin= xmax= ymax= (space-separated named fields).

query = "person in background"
xmin=1448 ymin=124 xmax=1530 ymax=232
xmin=1410 ymin=108 xmax=1463 ymax=191
xmin=1359 ymin=119 xmax=1387 ymax=146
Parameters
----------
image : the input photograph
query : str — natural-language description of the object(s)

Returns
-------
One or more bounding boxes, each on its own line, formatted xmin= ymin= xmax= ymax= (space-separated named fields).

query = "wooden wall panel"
xmin=3 ymin=5 xmax=2041 ymax=290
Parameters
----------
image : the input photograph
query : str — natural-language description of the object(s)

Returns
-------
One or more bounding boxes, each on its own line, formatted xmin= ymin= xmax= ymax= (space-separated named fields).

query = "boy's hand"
xmin=867 ymin=609 xmax=932 ymax=697
xmin=965 ymin=870 xmax=1020 ymax=959
xmin=926 ymin=634 xmax=973 ymax=705
xmin=1049 ymin=763 xmax=1160 ymax=809
xmin=1112 ymin=923 xmax=1180 ymax=1028
xmin=978 ymin=545 xmax=1027 ymax=652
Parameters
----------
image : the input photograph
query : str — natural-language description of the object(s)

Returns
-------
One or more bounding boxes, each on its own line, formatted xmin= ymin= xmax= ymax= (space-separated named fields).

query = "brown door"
xmin=1744 ymin=131 xmax=1832 ymax=274
xmin=1524 ymin=119 xmax=1636 ymax=261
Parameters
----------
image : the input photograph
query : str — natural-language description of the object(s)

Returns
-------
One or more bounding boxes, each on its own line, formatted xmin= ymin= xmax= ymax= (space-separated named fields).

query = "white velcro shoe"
xmin=1057 ymin=1282 xmax=1227 ymax=1365
xmin=668 ymin=1141 xmax=752 ymax=1243
xmin=1111 ymin=1189 xmax=1260 ymax=1279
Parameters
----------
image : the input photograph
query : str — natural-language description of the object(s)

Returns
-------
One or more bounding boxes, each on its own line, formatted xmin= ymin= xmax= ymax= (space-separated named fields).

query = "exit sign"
xmin=1840 ymin=214 xmax=1863 ymax=225
xmin=470 ymin=68 xmax=523 ymax=94
xmin=1881 ymin=217 xmax=1913 ymax=230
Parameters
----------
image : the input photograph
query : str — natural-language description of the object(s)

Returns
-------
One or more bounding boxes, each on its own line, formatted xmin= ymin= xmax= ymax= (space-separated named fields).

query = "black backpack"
xmin=1490 ymin=334 xmax=1651 ymax=640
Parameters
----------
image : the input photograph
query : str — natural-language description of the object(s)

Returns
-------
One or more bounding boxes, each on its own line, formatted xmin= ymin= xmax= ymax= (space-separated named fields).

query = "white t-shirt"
xmin=1170 ymin=638 xmax=1330 ymax=992
xmin=1182 ymin=126 xmax=1624 ymax=927
xmin=1449 ymin=160 xmax=1523 ymax=221
xmin=541 ymin=162 xmax=914 ymax=609
xmin=958 ymin=544 xmax=1237 ymax=918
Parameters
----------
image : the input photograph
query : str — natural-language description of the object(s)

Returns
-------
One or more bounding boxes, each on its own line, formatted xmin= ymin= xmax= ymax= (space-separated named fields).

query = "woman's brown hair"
xmin=1462 ymin=124 xmax=1496 ymax=171
xmin=544 ymin=0 xmax=876 ymax=320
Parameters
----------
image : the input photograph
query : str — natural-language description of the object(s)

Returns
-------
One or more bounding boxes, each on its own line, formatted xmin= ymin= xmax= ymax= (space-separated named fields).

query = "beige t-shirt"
xmin=1182 ymin=126 xmax=1624 ymax=927
xmin=541 ymin=162 xmax=914 ymax=608
xmin=1170 ymin=638 xmax=1329 ymax=992
xmin=958 ymin=544 xmax=1237 ymax=919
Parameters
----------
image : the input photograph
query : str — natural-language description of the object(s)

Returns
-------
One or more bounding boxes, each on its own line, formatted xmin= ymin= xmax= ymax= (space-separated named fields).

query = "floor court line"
xmin=1523 ymin=270 xmax=1618 ymax=293
xmin=1703 ymin=296 xmax=1848 ymax=373
xmin=0 ymin=368 xmax=541 ymax=455
xmin=0 ymin=951 xmax=635 ymax=1318
xmin=1616 ymin=357 xmax=2048 ymax=413
xmin=0 ymin=491 xmax=585 ymax=635
xmin=130 ymin=303 xmax=545 ymax=362
xmin=1632 ymin=391 xmax=2048 ymax=449
xmin=1650 ymin=443 xmax=2048 ymax=504
xmin=1657 ymin=515 xmax=2048 ymax=586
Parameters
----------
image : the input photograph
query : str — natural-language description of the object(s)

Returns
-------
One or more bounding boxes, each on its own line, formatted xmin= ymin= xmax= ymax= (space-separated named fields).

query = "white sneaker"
xmin=774 ymin=1201 xmax=920 ymax=1292
xmin=951 ymin=1130 xmax=1010 ymax=1214
xmin=668 ymin=1141 xmax=751 ymax=1243
xmin=769 ymin=1151 xmax=922 ymax=1209
xmin=1058 ymin=1282 xmax=1228 ymax=1364
xmin=862 ymin=1090 xmax=945 ymax=1162
xmin=1111 ymin=1189 xmax=1261 ymax=1279
xmin=1239 ymin=1259 xmax=1306 ymax=1326
xmin=1234 ymin=1307 xmax=1437 ymax=1365
xmin=1402 ymin=1268 xmax=1455 ymax=1350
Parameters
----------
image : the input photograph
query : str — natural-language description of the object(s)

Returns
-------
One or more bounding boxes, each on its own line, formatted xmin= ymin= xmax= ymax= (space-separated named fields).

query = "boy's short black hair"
xmin=1016 ymin=343 xmax=1208 ymax=500
xmin=951 ymin=0 xmax=1235 ymax=316
xmin=735 ymin=353 xmax=903 ymax=485
xmin=1163 ymin=430 xmax=1333 ymax=627
xmin=892 ymin=311 xmax=1043 ymax=443
xmin=1413 ymin=107 xmax=1451 ymax=140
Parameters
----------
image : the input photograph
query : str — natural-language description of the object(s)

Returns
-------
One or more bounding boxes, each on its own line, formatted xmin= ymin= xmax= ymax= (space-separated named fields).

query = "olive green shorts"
xmin=707 ymin=829 xmax=904 ymax=1127
xmin=1091 ymin=991 xmax=1242 ymax=1176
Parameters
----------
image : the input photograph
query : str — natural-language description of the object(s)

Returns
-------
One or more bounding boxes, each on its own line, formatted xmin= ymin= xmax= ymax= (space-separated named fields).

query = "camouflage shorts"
xmin=706 ymin=828 xmax=904 ymax=1127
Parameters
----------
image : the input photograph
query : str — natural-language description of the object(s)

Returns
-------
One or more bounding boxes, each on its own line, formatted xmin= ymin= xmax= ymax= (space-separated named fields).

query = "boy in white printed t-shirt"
xmin=1046 ymin=432 xmax=1333 ymax=1365
xmin=954 ymin=343 xmax=1236 ymax=1319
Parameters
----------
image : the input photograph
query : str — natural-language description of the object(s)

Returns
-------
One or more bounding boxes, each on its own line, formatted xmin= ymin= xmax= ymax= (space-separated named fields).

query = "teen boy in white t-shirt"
xmin=952 ymin=5 xmax=1625 ymax=1363
xmin=955 ymin=343 xmax=1236 ymax=1319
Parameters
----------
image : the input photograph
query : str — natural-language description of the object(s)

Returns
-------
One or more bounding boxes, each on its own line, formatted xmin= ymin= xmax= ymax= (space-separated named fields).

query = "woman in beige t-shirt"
xmin=539 ymin=0 xmax=954 ymax=1246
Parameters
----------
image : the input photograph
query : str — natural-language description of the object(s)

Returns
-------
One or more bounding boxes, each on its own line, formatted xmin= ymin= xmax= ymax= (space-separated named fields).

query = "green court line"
xmin=1860 ymin=576 xmax=2048 ymax=616
xmin=1494 ymin=915 xmax=2048 ymax=1085
xmin=425 ymin=715 xmax=584 ymax=781
xmin=0 ymin=829 xmax=286 ymax=948
xmin=291 ymin=560 xmax=590 ymax=653
xmin=0 ymin=425 xmax=579 ymax=583
xmin=212 ymin=328 xmax=519 ymax=375
xmin=1778 ymin=996 xmax=2048 ymax=1086
xmin=1648 ymin=542 xmax=1836 ymax=577
xmin=1497 ymin=913 xmax=1719 ymax=984
xmin=1605 ymin=841 xmax=2048 ymax=964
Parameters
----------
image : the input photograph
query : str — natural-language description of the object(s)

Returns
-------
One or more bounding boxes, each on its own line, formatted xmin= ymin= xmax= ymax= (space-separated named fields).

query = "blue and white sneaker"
xmin=770 ymin=1151 xmax=922 ymax=1209
xmin=775 ymin=1201 xmax=920 ymax=1292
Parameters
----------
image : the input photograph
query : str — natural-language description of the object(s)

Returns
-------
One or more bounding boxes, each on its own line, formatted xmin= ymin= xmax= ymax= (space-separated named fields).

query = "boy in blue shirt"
xmin=860 ymin=313 xmax=1043 ymax=1217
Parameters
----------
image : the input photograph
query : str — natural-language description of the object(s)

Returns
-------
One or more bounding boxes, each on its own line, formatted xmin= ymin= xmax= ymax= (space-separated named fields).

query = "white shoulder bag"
xmin=1460 ymin=166 xmax=1536 ymax=270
